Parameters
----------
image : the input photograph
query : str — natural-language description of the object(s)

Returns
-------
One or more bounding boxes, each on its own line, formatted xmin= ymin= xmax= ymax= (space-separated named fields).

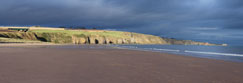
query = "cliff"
xmin=163 ymin=38 xmax=220 ymax=46
xmin=0 ymin=27 xmax=224 ymax=46
xmin=0 ymin=31 xmax=167 ymax=44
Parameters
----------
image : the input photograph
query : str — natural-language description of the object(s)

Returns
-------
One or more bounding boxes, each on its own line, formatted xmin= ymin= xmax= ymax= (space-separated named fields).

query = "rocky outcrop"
xmin=0 ymin=32 xmax=167 ymax=44
xmin=0 ymin=31 xmax=224 ymax=46
xmin=163 ymin=38 xmax=221 ymax=46
xmin=71 ymin=33 xmax=167 ymax=44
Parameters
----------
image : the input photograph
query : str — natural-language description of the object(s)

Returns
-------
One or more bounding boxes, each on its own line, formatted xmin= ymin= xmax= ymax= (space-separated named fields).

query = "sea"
xmin=113 ymin=45 xmax=243 ymax=62
xmin=1 ymin=43 xmax=243 ymax=62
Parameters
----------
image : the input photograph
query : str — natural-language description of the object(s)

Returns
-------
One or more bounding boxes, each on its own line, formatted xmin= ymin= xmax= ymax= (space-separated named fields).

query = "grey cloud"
xmin=0 ymin=0 xmax=243 ymax=45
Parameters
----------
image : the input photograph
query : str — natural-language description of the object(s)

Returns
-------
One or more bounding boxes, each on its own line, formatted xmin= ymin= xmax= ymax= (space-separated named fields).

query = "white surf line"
xmin=185 ymin=50 xmax=243 ymax=57
xmin=143 ymin=48 xmax=153 ymax=50
xmin=153 ymin=48 xmax=180 ymax=52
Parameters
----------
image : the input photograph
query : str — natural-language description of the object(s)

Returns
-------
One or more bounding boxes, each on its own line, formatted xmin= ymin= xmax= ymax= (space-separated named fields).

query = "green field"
xmin=29 ymin=29 xmax=127 ymax=38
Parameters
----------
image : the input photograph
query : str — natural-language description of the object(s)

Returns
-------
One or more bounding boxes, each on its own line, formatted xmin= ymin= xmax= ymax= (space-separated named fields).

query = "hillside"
xmin=0 ymin=27 xmax=225 ymax=46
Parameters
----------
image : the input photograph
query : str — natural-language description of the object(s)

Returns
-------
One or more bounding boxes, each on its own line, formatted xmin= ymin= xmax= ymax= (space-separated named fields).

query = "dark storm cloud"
xmin=0 ymin=0 xmax=242 ymax=28
xmin=0 ymin=0 xmax=243 ymax=44
xmin=0 ymin=0 xmax=165 ymax=27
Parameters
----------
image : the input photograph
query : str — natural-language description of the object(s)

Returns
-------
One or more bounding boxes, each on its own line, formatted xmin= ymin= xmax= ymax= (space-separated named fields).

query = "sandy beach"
xmin=0 ymin=45 xmax=243 ymax=83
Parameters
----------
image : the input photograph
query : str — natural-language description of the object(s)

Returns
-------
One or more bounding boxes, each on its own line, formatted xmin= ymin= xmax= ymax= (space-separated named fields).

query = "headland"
xmin=0 ymin=26 xmax=226 ymax=46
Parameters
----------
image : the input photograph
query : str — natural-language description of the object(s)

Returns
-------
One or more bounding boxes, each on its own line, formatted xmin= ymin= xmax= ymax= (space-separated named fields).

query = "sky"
xmin=0 ymin=0 xmax=242 ymax=45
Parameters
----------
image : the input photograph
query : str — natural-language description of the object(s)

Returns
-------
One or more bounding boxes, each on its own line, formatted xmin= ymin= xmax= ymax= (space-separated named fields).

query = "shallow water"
xmin=1 ymin=44 xmax=243 ymax=62
xmin=114 ymin=45 xmax=243 ymax=62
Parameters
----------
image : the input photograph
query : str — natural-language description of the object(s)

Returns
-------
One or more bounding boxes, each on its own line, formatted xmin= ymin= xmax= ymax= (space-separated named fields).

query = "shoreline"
xmin=0 ymin=45 xmax=243 ymax=83
xmin=0 ymin=43 xmax=60 ymax=46
xmin=0 ymin=43 xmax=242 ymax=63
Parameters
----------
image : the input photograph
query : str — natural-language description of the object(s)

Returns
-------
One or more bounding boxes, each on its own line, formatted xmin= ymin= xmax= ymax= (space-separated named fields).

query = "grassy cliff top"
xmin=0 ymin=27 xmax=130 ymax=37
xmin=29 ymin=29 xmax=126 ymax=38
xmin=0 ymin=27 xmax=164 ymax=44
xmin=0 ymin=27 xmax=222 ymax=46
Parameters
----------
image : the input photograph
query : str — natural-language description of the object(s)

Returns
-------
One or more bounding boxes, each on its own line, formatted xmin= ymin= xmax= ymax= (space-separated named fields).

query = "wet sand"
xmin=0 ymin=46 xmax=243 ymax=83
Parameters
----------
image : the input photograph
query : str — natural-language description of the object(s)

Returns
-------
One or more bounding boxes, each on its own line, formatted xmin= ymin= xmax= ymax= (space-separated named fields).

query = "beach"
xmin=0 ymin=45 xmax=243 ymax=83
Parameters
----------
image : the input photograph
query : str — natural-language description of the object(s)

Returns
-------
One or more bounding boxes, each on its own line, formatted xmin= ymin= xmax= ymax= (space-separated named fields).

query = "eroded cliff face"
xmin=66 ymin=32 xmax=167 ymax=44
xmin=0 ymin=32 xmax=167 ymax=44
xmin=0 ymin=31 xmax=222 ymax=46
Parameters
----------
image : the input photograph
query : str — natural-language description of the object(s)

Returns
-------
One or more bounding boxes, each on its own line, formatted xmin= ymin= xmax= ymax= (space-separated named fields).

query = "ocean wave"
xmin=152 ymin=48 xmax=180 ymax=52
xmin=185 ymin=50 xmax=243 ymax=57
